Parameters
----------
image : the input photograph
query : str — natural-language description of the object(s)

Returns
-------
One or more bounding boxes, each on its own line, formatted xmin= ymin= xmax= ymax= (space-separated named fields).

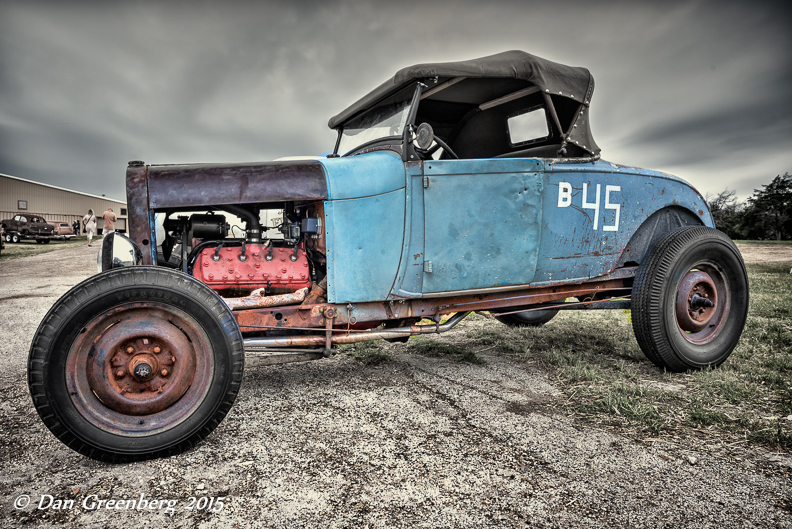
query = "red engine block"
xmin=193 ymin=243 xmax=312 ymax=291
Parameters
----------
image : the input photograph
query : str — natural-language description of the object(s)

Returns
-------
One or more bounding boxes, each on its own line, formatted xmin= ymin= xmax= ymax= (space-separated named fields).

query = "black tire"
xmin=631 ymin=227 xmax=748 ymax=372
xmin=4 ymin=234 xmax=11 ymax=243
xmin=11 ymin=233 xmax=20 ymax=243
xmin=42 ymin=239 xmax=50 ymax=244
xmin=28 ymin=267 xmax=245 ymax=462
xmin=494 ymin=309 xmax=559 ymax=327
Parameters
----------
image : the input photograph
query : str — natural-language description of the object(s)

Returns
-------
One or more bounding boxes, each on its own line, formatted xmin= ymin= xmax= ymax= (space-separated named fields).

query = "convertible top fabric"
xmin=327 ymin=50 xmax=595 ymax=130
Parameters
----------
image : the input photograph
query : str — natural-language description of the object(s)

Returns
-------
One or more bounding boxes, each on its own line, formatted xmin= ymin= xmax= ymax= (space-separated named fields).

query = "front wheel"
xmin=28 ymin=267 xmax=245 ymax=462
xmin=631 ymin=227 xmax=748 ymax=372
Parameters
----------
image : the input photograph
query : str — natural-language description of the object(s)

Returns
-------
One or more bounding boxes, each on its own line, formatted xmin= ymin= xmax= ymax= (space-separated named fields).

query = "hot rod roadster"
xmin=28 ymin=51 xmax=748 ymax=462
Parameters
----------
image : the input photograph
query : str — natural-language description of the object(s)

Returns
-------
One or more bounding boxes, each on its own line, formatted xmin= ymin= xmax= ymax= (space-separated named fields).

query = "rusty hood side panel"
xmin=146 ymin=160 xmax=328 ymax=208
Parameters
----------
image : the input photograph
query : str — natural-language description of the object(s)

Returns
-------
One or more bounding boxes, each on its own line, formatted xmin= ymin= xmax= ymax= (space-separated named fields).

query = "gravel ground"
xmin=0 ymin=244 xmax=790 ymax=528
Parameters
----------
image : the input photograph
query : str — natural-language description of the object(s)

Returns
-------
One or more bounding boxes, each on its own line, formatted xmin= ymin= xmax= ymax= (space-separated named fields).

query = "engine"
xmin=192 ymin=243 xmax=312 ymax=292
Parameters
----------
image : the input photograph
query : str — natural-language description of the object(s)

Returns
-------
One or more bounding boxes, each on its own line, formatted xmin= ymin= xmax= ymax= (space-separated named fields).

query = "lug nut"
xmin=116 ymin=370 xmax=125 ymax=378
xmin=126 ymin=346 xmax=134 ymax=354
xmin=153 ymin=346 xmax=161 ymax=353
xmin=161 ymin=369 xmax=169 ymax=377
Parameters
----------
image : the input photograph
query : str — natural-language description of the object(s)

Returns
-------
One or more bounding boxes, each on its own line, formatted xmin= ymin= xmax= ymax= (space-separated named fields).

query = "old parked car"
xmin=2 ymin=213 xmax=54 ymax=242
xmin=50 ymin=222 xmax=75 ymax=237
xmin=29 ymin=51 xmax=749 ymax=462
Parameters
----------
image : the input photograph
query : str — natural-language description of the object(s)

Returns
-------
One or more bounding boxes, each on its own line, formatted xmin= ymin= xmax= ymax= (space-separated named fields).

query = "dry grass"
xmin=460 ymin=261 xmax=792 ymax=450
xmin=0 ymin=236 xmax=88 ymax=261
xmin=343 ymin=261 xmax=792 ymax=452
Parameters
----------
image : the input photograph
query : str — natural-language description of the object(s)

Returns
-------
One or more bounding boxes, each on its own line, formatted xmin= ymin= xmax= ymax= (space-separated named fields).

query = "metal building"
xmin=0 ymin=173 xmax=127 ymax=233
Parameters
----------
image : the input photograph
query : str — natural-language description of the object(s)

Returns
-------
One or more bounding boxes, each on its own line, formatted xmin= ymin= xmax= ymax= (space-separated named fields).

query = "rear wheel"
xmin=631 ymin=227 xmax=748 ymax=372
xmin=11 ymin=233 xmax=20 ymax=243
xmin=494 ymin=309 xmax=559 ymax=327
xmin=28 ymin=267 xmax=245 ymax=462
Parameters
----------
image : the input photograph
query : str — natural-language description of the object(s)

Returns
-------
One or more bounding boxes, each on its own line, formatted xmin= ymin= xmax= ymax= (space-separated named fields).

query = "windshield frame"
xmin=333 ymin=82 xmax=422 ymax=158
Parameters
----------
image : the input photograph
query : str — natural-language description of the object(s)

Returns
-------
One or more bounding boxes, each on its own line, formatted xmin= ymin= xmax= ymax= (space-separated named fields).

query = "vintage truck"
xmin=28 ymin=51 xmax=748 ymax=462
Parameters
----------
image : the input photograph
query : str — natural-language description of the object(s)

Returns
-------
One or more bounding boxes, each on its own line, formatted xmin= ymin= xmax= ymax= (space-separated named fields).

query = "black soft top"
xmin=328 ymin=50 xmax=595 ymax=135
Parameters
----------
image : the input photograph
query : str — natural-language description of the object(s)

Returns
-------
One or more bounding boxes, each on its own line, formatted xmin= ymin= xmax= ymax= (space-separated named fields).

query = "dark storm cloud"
xmin=1 ymin=0 xmax=790 ymax=201
xmin=627 ymin=67 xmax=792 ymax=164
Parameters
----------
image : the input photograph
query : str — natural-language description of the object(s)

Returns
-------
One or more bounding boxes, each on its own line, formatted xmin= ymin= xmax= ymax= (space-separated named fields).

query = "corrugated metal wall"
xmin=1 ymin=174 xmax=128 ymax=232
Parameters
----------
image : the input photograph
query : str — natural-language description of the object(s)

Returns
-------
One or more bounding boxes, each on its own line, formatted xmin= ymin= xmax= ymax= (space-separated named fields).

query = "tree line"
xmin=707 ymin=173 xmax=791 ymax=240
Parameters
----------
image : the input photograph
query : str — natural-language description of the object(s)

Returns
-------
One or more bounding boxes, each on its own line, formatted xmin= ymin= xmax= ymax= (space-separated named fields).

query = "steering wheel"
xmin=434 ymin=136 xmax=459 ymax=159
xmin=414 ymin=122 xmax=459 ymax=160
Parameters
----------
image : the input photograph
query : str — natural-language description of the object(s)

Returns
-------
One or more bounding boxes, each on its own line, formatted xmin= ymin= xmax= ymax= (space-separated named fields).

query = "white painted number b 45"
xmin=557 ymin=182 xmax=621 ymax=232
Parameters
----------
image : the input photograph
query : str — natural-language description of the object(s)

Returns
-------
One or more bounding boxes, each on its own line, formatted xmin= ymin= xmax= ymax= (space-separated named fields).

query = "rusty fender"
xmin=242 ymin=311 xmax=471 ymax=349
xmin=223 ymin=287 xmax=308 ymax=311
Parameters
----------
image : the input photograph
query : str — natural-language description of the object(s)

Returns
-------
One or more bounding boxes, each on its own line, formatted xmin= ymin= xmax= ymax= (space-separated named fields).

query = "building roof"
xmin=0 ymin=172 xmax=126 ymax=205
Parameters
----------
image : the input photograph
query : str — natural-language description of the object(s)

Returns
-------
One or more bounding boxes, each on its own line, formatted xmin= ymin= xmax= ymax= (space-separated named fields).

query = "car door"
xmin=420 ymin=158 xmax=544 ymax=295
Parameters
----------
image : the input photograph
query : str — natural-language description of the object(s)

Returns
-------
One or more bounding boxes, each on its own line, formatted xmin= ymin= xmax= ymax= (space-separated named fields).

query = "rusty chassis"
xmin=235 ymin=270 xmax=634 ymax=353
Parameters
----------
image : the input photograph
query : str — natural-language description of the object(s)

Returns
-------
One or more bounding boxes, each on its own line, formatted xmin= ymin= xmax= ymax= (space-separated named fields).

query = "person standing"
xmin=83 ymin=209 xmax=96 ymax=247
xmin=102 ymin=207 xmax=117 ymax=238
xmin=72 ymin=219 xmax=80 ymax=238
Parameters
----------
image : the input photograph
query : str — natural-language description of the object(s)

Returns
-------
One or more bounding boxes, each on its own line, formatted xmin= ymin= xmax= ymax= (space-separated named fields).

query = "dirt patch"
xmin=736 ymin=243 xmax=792 ymax=264
xmin=1 ymin=245 xmax=791 ymax=528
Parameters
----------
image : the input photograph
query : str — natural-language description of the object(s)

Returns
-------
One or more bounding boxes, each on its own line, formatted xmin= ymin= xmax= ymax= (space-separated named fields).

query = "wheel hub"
xmin=676 ymin=270 xmax=718 ymax=333
xmin=84 ymin=313 xmax=197 ymax=416
xmin=130 ymin=354 xmax=157 ymax=382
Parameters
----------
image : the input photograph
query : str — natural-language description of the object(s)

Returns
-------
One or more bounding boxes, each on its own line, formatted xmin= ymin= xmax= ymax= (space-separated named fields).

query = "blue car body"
xmin=320 ymin=152 xmax=712 ymax=303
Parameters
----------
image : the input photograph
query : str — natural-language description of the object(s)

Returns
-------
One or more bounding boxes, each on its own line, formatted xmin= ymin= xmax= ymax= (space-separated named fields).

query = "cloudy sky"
xmin=1 ymin=0 xmax=790 ymax=202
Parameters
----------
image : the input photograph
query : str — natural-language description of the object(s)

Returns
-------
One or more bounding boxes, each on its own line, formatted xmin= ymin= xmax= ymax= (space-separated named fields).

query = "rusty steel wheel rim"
xmin=65 ymin=302 xmax=214 ymax=436
xmin=674 ymin=262 xmax=728 ymax=345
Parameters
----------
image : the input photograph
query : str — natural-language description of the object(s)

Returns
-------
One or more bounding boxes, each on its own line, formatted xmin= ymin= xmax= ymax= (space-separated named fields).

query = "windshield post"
xmin=401 ymin=83 xmax=424 ymax=162
xmin=329 ymin=129 xmax=342 ymax=158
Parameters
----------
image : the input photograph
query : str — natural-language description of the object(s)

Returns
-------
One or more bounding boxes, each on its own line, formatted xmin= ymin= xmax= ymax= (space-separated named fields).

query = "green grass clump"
xmin=408 ymin=337 xmax=486 ymax=365
xmin=339 ymin=341 xmax=392 ymax=366
xmin=458 ymin=350 xmax=486 ymax=365
xmin=1 ymin=236 xmax=88 ymax=261
xmin=686 ymin=406 xmax=731 ymax=427
xmin=408 ymin=338 xmax=465 ymax=357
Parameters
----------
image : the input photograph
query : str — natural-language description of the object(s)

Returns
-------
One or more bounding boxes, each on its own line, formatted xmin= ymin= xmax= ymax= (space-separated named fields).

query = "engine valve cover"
xmin=193 ymin=244 xmax=311 ymax=290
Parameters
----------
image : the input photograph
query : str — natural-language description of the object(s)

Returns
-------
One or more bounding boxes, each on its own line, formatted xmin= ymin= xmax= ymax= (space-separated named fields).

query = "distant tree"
xmin=706 ymin=188 xmax=744 ymax=239
xmin=748 ymin=173 xmax=792 ymax=240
